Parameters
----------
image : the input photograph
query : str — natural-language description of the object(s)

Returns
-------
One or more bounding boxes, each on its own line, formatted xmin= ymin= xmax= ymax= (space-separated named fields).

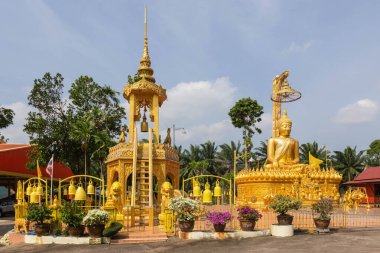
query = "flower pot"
xmin=178 ymin=220 xmax=195 ymax=232
xmin=87 ymin=224 xmax=105 ymax=238
xmin=239 ymin=219 xmax=256 ymax=231
xmin=34 ymin=223 xmax=50 ymax=236
xmin=277 ymin=214 xmax=293 ymax=225
xmin=314 ymin=218 xmax=330 ymax=229
xmin=67 ymin=225 xmax=85 ymax=237
xmin=213 ymin=223 xmax=226 ymax=232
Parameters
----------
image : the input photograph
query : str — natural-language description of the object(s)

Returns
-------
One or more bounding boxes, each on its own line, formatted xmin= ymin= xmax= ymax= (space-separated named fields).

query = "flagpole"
xmin=50 ymin=155 xmax=54 ymax=205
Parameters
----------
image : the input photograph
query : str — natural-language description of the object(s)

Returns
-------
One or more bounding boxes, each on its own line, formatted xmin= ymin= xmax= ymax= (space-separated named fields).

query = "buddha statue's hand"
xmin=273 ymin=161 xmax=279 ymax=169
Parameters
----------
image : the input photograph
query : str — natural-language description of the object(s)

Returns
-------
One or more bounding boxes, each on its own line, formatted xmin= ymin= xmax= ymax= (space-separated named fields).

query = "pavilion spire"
xmin=137 ymin=6 xmax=155 ymax=83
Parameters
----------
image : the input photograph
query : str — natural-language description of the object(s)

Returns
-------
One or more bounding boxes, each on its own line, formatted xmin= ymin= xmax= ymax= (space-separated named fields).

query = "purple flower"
xmin=206 ymin=211 xmax=233 ymax=225
xmin=237 ymin=206 xmax=262 ymax=221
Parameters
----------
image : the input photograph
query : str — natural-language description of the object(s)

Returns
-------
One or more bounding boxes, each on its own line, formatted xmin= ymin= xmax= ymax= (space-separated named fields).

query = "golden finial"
xmin=138 ymin=6 xmax=156 ymax=83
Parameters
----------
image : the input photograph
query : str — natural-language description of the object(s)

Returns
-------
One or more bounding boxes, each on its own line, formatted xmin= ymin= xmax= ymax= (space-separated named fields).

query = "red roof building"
xmin=0 ymin=144 xmax=74 ymax=180
xmin=344 ymin=166 xmax=380 ymax=204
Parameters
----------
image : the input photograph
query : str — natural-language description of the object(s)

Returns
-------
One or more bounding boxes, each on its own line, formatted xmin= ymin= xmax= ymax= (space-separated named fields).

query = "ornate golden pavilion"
xmin=105 ymin=8 xmax=180 ymax=217
xmin=236 ymin=71 xmax=342 ymax=207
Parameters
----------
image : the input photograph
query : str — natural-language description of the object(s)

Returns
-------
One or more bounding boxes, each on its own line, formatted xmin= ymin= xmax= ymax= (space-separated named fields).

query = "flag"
xmin=46 ymin=156 xmax=54 ymax=177
xmin=309 ymin=152 xmax=323 ymax=168
xmin=37 ymin=160 xmax=42 ymax=178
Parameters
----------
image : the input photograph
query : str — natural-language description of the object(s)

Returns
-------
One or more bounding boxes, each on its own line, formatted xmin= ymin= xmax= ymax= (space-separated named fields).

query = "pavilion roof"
xmin=344 ymin=166 xmax=380 ymax=185
xmin=0 ymin=144 xmax=74 ymax=180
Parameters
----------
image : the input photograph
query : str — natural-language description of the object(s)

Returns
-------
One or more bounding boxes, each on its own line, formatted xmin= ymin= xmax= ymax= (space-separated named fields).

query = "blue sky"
xmin=1 ymin=0 xmax=380 ymax=152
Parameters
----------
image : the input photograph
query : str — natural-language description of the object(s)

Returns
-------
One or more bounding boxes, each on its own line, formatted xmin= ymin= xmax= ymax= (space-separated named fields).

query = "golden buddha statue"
xmin=265 ymin=108 xmax=303 ymax=170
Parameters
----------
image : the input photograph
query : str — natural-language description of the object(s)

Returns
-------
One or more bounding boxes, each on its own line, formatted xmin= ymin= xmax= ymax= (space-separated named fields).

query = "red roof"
xmin=344 ymin=166 xmax=380 ymax=185
xmin=0 ymin=144 xmax=74 ymax=180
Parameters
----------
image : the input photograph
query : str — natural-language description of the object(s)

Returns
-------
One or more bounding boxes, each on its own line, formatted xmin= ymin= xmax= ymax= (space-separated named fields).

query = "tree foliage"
xmin=24 ymin=73 xmax=126 ymax=175
xmin=0 ymin=106 xmax=15 ymax=142
xmin=366 ymin=139 xmax=380 ymax=166
xmin=332 ymin=146 xmax=366 ymax=182
xmin=299 ymin=141 xmax=329 ymax=168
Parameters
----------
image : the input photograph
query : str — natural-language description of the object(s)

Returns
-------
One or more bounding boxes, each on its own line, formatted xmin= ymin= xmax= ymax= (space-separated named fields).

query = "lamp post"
xmin=172 ymin=124 xmax=186 ymax=147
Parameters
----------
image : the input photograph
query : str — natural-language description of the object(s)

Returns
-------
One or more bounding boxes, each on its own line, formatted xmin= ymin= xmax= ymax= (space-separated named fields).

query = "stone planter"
xmin=34 ymin=223 xmax=50 ymax=236
xmin=87 ymin=224 xmax=105 ymax=238
xmin=277 ymin=214 xmax=293 ymax=225
xmin=213 ymin=223 xmax=226 ymax=232
xmin=314 ymin=218 xmax=330 ymax=229
xmin=67 ymin=225 xmax=85 ymax=237
xmin=178 ymin=220 xmax=195 ymax=232
xmin=239 ymin=219 xmax=256 ymax=231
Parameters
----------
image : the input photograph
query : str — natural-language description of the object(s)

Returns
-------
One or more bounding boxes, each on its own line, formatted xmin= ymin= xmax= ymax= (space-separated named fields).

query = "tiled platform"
xmin=179 ymin=230 xmax=271 ymax=240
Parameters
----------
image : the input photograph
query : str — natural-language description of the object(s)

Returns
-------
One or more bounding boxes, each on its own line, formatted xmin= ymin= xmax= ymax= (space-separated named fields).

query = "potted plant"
xmin=168 ymin=196 xmax=200 ymax=232
xmin=60 ymin=201 xmax=86 ymax=237
xmin=312 ymin=198 xmax=333 ymax=229
xmin=237 ymin=206 xmax=262 ymax=231
xmin=26 ymin=203 xmax=53 ymax=236
xmin=82 ymin=209 xmax=110 ymax=238
xmin=206 ymin=211 xmax=233 ymax=232
xmin=269 ymin=194 xmax=302 ymax=225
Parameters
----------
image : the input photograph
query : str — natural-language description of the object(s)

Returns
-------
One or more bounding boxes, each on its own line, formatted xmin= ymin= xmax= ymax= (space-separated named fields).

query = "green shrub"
xmin=26 ymin=203 xmax=53 ymax=225
xmin=60 ymin=201 xmax=85 ymax=228
xmin=103 ymin=222 xmax=123 ymax=237
xmin=312 ymin=198 xmax=333 ymax=220
xmin=269 ymin=195 xmax=302 ymax=215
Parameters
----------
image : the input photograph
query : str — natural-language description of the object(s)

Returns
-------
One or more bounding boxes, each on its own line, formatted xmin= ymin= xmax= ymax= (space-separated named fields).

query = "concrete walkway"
xmin=1 ymin=228 xmax=380 ymax=253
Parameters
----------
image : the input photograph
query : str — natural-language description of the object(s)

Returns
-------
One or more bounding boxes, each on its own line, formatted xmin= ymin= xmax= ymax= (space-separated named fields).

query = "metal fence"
xmin=194 ymin=205 xmax=380 ymax=231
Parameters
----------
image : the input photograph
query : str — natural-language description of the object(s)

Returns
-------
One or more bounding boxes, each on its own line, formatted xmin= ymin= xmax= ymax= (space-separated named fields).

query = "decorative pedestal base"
xmin=271 ymin=224 xmax=294 ymax=237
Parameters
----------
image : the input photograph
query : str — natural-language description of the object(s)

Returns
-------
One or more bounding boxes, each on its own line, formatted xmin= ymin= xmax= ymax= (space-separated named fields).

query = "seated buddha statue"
xmin=265 ymin=108 xmax=305 ymax=171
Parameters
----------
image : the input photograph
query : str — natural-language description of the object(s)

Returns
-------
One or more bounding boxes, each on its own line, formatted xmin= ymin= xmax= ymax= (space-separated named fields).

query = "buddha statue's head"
xmin=278 ymin=108 xmax=292 ymax=137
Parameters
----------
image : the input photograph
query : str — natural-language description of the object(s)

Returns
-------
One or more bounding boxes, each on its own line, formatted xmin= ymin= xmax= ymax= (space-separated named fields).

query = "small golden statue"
xmin=118 ymin=127 xmax=126 ymax=143
xmin=163 ymin=128 xmax=171 ymax=146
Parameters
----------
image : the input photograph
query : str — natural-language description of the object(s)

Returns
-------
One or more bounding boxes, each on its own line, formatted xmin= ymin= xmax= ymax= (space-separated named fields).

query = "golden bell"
xmin=193 ymin=179 xmax=201 ymax=197
xmin=87 ymin=179 xmax=95 ymax=195
xmin=26 ymin=182 xmax=32 ymax=196
xmin=141 ymin=114 xmax=149 ymax=132
xmin=74 ymin=182 xmax=86 ymax=201
xmin=36 ymin=183 xmax=43 ymax=196
xmin=202 ymin=182 xmax=213 ymax=204
xmin=68 ymin=179 xmax=76 ymax=194
xmin=63 ymin=187 xmax=68 ymax=196
xmin=30 ymin=189 xmax=39 ymax=204
xmin=213 ymin=180 xmax=222 ymax=197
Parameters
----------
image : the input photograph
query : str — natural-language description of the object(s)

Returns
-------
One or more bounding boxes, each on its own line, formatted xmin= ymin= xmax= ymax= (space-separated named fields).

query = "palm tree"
xmin=70 ymin=116 xmax=95 ymax=176
xmin=91 ymin=130 xmax=114 ymax=178
xmin=200 ymin=141 xmax=218 ymax=174
xmin=253 ymin=141 xmax=268 ymax=168
xmin=299 ymin=141 xmax=328 ymax=168
xmin=332 ymin=146 xmax=366 ymax=182
xmin=216 ymin=141 xmax=241 ymax=175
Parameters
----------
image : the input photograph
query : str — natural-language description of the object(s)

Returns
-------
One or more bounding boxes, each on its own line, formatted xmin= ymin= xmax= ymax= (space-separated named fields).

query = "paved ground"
xmin=0 ymin=216 xmax=14 ymax=236
xmin=2 ymin=228 xmax=380 ymax=253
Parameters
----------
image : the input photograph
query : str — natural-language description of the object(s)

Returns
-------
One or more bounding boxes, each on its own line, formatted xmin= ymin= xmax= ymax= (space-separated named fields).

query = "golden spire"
xmin=279 ymin=107 xmax=292 ymax=124
xmin=138 ymin=6 xmax=156 ymax=83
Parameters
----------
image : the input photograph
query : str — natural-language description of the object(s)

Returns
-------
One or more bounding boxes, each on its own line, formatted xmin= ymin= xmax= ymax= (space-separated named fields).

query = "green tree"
xmin=228 ymin=97 xmax=264 ymax=168
xmin=332 ymin=146 xmax=366 ymax=182
xmin=253 ymin=140 xmax=268 ymax=168
xmin=200 ymin=141 xmax=218 ymax=174
xmin=0 ymin=106 xmax=15 ymax=142
xmin=24 ymin=73 xmax=126 ymax=174
xmin=366 ymin=140 xmax=380 ymax=166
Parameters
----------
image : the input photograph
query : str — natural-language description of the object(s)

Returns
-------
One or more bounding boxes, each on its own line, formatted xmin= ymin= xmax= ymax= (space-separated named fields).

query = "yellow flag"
xmin=309 ymin=152 xmax=323 ymax=168
xmin=37 ymin=160 xmax=42 ymax=178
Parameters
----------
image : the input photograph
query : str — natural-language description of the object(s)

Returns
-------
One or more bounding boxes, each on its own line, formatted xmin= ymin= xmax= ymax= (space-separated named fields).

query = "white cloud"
xmin=1 ymin=102 xmax=30 ymax=143
xmin=334 ymin=99 xmax=379 ymax=124
xmin=158 ymin=77 xmax=239 ymax=146
xmin=283 ymin=40 xmax=315 ymax=53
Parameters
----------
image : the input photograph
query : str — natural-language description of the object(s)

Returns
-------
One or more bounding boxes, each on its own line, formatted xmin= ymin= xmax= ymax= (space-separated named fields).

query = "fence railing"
xmin=194 ymin=205 xmax=380 ymax=231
